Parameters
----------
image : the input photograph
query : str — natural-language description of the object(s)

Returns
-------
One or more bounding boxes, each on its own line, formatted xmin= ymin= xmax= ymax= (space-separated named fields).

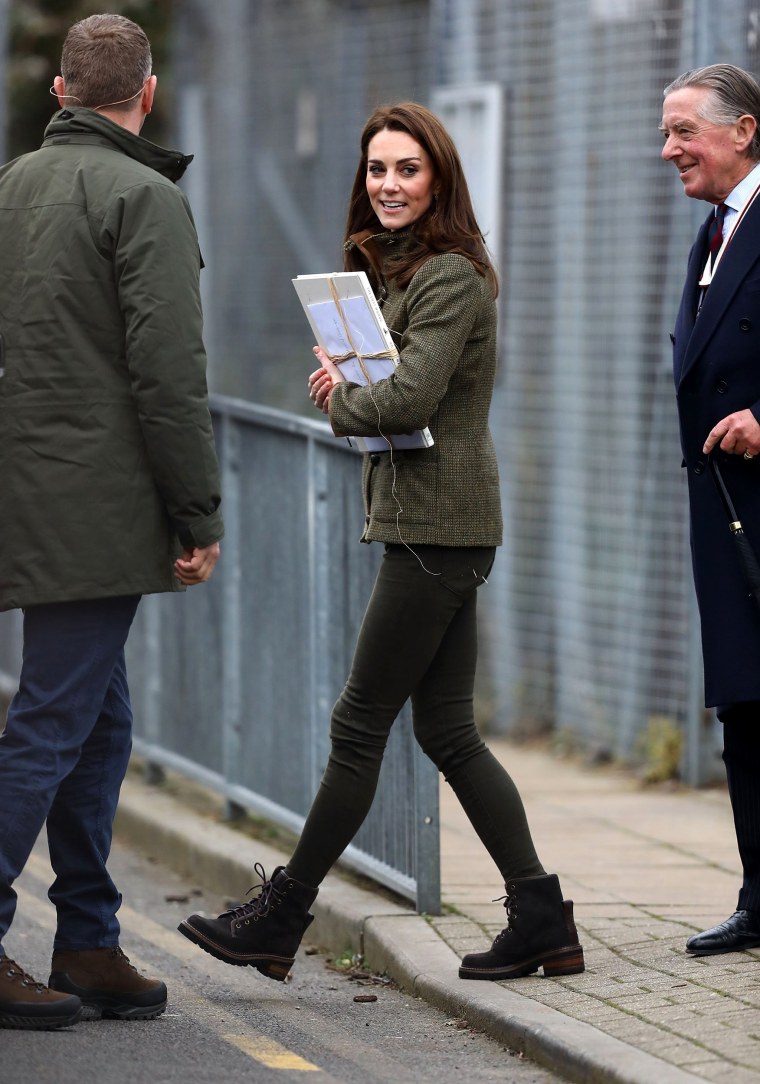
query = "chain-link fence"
xmin=169 ymin=0 xmax=760 ymax=781
xmin=3 ymin=2 xmax=756 ymax=786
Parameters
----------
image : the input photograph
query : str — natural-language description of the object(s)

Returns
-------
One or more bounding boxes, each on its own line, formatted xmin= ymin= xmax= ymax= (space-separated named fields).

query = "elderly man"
xmin=0 ymin=14 xmax=223 ymax=1028
xmin=663 ymin=64 xmax=760 ymax=956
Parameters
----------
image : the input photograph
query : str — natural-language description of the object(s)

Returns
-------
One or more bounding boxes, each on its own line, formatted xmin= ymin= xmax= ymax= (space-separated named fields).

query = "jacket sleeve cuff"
xmin=175 ymin=508 xmax=225 ymax=550
xmin=328 ymin=383 xmax=353 ymax=437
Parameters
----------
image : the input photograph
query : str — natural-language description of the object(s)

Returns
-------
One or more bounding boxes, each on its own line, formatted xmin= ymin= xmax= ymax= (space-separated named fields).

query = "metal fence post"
xmin=413 ymin=743 xmax=441 ymax=915
xmin=306 ymin=432 xmax=332 ymax=794
xmin=141 ymin=595 xmax=165 ymax=786
xmin=220 ymin=414 xmax=244 ymax=820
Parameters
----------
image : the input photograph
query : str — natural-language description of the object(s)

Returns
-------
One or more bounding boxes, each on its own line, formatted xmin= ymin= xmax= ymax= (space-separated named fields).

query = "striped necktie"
xmin=708 ymin=203 xmax=728 ymax=269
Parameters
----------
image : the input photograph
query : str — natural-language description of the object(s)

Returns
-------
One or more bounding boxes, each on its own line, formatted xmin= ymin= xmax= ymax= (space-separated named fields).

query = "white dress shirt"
xmin=700 ymin=161 xmax=760 ymax=286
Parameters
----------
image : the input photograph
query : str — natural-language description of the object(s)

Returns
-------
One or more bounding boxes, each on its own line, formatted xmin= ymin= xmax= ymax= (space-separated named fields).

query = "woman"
xmin=180 ymin=102 xmax=584 ymax=983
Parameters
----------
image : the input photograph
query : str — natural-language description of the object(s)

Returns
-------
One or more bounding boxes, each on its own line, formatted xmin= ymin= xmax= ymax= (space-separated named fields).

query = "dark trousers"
xmin=0 ymin=595 xmax=140 ymax=954
xmin=287 ymin=544 xmax=544 ymax=889
xmin=718 ymin=701 xmax=760 ymax=912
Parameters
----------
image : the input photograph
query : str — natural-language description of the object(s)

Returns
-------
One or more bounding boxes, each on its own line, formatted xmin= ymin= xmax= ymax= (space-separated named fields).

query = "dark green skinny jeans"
xmin=286 ymin=544 xmax=545 ymax=889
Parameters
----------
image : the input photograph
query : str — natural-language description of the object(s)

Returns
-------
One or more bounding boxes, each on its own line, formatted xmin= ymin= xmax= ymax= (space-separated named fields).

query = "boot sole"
xmin=76 ymin=1000 xmax=167 ymax=1021
xmin=459 ymin=944 xmax=585 ymax=981
xmin=0 ymin=1005 xmax=83 ymax=1030
xmin=177 ymin=920 xmax=294 ymax=981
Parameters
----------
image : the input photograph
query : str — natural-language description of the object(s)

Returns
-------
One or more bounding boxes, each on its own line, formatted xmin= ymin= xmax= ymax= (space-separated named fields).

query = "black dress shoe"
xmin=686 ymin=910 xmax=760 ymax=956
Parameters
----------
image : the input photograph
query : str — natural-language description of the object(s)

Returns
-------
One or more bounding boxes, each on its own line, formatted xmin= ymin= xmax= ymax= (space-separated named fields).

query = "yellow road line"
xmin=224 ymin=1033 xmax=320 ymax=1071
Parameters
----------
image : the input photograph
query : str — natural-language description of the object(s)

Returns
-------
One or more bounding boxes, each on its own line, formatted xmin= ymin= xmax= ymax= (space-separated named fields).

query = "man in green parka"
xmin=0 ymin=14 xmax=223 ymax=1029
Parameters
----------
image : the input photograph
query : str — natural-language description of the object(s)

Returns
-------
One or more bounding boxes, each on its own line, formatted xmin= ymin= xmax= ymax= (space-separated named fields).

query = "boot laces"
xmin=0 ymin=958 xmax=47 ymax=991
xmin=223 ymin=863 xmax=284 ymax=923
xmin=108 ymin=946 xmax=139 ymax=973
xmin=491 ymin=890 xmax=517 ymax=944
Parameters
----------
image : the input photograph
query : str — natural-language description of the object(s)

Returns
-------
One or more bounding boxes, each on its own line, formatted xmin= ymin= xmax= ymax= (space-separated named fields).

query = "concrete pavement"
xmin=115 ymin=740 xmax=760 ymax=1084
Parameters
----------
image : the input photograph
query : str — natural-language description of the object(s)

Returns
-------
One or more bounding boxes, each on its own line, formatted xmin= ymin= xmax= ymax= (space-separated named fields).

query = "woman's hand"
xmin=307 ymin=347 xmax=345 ymax=415
xmin=308 ymin=367 xmax=332 ymax=414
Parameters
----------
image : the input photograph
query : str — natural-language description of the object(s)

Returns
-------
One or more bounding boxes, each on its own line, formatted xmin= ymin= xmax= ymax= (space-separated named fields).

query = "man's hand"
xmin=174 ymin=542 xmax=221 ymax=585
xmin=703 ymin=409 xmax=760 ymax=457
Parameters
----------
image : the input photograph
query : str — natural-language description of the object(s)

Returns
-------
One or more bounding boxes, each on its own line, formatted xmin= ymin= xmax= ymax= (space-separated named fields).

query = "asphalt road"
xmin=3 ymin=837 xmax=561 ymax=1083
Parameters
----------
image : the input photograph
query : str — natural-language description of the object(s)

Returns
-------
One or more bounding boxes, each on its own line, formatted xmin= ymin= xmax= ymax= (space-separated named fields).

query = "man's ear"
xmin=142 ymin=75 xmax=157 ymax=116
xmin=735 ymin=113 xmax=757 ymax=153
xmin=53 ymin=75 xmax=67 ymax=109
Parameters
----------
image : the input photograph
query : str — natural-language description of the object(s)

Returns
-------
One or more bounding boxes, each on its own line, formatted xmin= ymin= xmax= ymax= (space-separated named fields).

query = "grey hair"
xmin=664 ymin=64 xmax=760 ymax=160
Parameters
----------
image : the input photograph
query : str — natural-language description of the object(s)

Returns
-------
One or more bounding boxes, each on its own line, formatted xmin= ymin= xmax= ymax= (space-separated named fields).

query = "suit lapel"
xmin=673 ymin=212 xmax=710 ymax=386
xmin=678 ymin=195 xmax=760 ymax=387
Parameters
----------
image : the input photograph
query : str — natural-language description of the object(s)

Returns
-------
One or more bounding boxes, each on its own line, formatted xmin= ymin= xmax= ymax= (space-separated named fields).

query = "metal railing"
xmin=0 ymin=395 xmax=441 ymax=914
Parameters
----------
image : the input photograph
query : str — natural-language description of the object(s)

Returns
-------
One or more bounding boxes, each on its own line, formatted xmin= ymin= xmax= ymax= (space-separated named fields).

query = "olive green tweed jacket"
xmin=328 ymin=230 xmax=503 ymax=547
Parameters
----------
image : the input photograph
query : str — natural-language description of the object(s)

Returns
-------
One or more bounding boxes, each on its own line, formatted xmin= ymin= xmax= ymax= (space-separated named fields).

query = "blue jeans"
xmin=0 ymin=595 xmax=140 ymax=954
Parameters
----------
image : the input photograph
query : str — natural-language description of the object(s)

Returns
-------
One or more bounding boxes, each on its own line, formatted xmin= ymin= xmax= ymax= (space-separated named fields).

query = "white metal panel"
xmin=431 ymin=82 xmax=504 ymax=263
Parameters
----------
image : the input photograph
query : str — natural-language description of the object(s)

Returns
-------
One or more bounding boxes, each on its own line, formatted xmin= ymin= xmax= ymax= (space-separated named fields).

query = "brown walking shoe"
xmin=49 ymin=946 xmax=167 ymax=1020
xmin=0 ymin=956 xmax=82 ymax=1030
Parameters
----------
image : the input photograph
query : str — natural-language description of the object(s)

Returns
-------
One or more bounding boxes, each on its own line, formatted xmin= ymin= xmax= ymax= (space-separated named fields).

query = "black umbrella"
xmin=710 ymin=455 xmax=760 ymax=613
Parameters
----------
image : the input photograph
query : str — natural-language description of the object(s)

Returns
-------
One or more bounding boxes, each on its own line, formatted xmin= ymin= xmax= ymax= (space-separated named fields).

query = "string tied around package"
xmin=326 ymin=280 xmax=398 ymax=384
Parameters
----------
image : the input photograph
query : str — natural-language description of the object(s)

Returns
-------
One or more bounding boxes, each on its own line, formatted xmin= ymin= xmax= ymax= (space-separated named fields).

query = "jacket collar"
xmin=41 ymin=108 xmax=192 ymax=183
xmin=347 ymin=227 xmax=417 ymax=256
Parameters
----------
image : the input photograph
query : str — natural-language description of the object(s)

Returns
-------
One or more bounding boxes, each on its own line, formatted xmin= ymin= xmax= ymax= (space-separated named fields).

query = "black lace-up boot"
xmin=178 ymin=864 xmax=318 ymax=981
xmin=458 ymin=873 xmax=585 ymax=981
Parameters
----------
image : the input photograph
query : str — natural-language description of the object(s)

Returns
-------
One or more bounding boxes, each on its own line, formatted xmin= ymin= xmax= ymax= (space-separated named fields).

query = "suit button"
xmin=693 ymin=460 xmax=705 ymax=475
xmin=740 ymin=318 xmax=752 ymax=331
xmin=369 ymin=454 xmax=381 ymax=466
xmin=716 ymin=379 xmax=728 ymax=393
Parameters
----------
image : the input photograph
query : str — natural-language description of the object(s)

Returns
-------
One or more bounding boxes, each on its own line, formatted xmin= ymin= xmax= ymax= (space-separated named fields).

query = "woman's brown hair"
xmin=343 ymin=101 xmax=498 ymax=296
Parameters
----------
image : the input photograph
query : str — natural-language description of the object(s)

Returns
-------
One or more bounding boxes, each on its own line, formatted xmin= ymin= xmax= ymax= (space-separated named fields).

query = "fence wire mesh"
xmin=171 ymin=0 xmax=760 ymax=779
xmin=4 ymin=2 xmax=759 ymax=790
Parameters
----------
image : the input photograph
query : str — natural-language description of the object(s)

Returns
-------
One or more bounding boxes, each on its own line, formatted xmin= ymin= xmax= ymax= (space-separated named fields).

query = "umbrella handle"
xmin=709 ymin=455 xmax=741 ymax=529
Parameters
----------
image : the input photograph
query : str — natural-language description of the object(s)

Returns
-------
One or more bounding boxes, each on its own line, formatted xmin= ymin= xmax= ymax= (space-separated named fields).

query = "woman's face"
xmin=365 ymin=128 xmax=437 ymax=231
